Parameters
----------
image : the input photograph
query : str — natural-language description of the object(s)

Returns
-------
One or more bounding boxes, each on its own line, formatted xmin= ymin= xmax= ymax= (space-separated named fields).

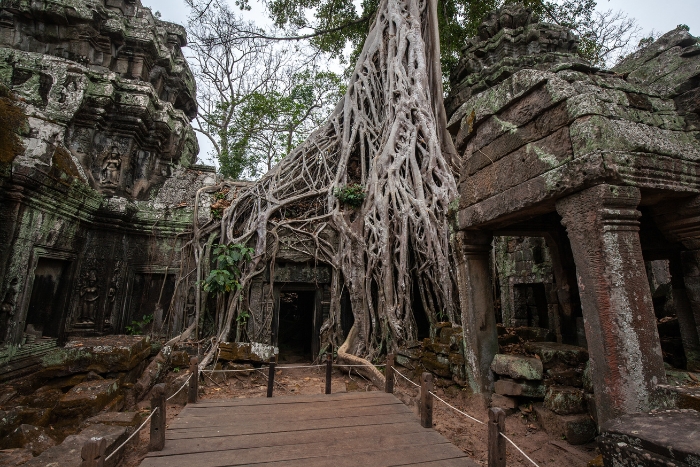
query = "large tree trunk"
xmin=207 ymin=0 xmax=459 ymax=363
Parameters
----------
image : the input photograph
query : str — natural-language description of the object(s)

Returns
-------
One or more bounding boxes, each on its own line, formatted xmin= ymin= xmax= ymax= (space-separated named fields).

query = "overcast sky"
xmin=140 ymin=0 xmax=700 ymax=165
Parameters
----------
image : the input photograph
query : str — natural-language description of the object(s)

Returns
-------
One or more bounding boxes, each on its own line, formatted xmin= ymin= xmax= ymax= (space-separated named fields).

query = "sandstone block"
xmin=533 ymin=404 xmax=597 ymax=445
xmin=544 ymin=385 xmax=586 ymax=415
xmin=22 ymin=423 xmax=128 ymax=467
xmin=39 ymin=336 xmax=151 ymax=379
xmin=546 ymin=367 xmax=583 ymax=387
xmin=490 ymin=354 xmax=543 ymax=380
xmin=170 ymin=350 xmax=191 ymax=368
xmin=84 ymin=411 xmax=143 ymax=427
xmin=54 ymin=379 xmax=119 ymax=422
xmin=14 ymin=386 xmax=63 ymax=409
xmin=599 ymin=410 xmax=700 ymax=467
xmin=422 ymin=352 xmax=452 ymax=378
xmin=0 ymin=424 xmax=56 ymax=455
xmin=491 ymin=394 xmax=518 ymax=411
xmin=218 ymin=342 xmax=277 ymax=363
xmin=524 ymin=342 xmax=588 ymax=369
xmin=494 ymin=378 xmax=545 ymax=398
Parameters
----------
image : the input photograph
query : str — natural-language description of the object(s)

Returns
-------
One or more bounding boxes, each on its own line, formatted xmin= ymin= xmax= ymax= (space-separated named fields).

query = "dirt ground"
xmin=118 ymin=363 xmax=598 ymax=467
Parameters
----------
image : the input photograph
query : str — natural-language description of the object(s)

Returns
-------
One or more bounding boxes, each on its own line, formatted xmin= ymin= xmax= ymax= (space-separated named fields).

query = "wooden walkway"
xmin=140 ymin=391 xmax=478 ymax=467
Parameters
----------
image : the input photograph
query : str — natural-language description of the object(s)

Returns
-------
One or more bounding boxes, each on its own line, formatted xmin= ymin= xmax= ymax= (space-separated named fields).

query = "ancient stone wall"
xmin=0 ymin=0 xmax=211 ymax=347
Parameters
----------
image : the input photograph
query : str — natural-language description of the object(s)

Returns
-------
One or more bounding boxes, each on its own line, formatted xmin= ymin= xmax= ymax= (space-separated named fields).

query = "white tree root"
xmin=193 ymin=0 xmax=460 ymax=369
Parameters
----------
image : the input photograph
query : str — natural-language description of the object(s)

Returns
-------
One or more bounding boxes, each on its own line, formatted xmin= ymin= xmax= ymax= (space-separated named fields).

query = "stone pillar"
xmin=680 ymin=251 xmax=700 ymax=371
xmin=556 ymin=185 xmax=666 ymax=426
xmin=455 ymin=230 xmax=498 ymax=394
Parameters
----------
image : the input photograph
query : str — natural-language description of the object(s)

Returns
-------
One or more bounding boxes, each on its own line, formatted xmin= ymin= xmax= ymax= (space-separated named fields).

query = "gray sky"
xmin=141 ymin=0 xmax=700 ymax=165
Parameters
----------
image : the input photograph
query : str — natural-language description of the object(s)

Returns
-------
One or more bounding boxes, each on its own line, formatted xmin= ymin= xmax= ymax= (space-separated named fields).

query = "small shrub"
xmin=200 ymin=243 xmax=253 ymax=293
xmin=125 ymin=314 xmax=154 ymax=335
xmin=333 ymin=183 xmax=366 ymax=208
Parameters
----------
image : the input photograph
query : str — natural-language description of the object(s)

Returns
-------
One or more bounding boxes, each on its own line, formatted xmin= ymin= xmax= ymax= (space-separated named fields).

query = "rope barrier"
xmin=428 ymin=390 xmax=485 ymax=426
xmin=334 ymin=364 xmax=386 ymax=368
xmin=166 ymin=374 xmax=192 ymax=401
xmin=201 ymin=368 xmax=261 ymax=373
xmin=500 ymin=432 xmax=541 ymax=467
xmin=391 ymin=366 xmax=420 ymax=388
xmin=104 ymin=407 xmax=158 ymax=461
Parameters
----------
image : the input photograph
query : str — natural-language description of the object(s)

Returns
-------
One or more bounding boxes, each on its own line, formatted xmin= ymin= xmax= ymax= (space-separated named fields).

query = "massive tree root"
xmin=201 ymin=0 xmax=461 ymax=368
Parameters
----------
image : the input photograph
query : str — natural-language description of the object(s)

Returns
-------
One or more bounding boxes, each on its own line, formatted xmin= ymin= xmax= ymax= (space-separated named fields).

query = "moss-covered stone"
xmin=490 ymin=354 xmax=543 ymax=380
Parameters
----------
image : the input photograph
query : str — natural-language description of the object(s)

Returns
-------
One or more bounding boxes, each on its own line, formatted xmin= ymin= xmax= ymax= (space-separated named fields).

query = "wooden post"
xmin=488 ymin=407 xmax=506 ymax=467
xmin=149 ymin=384 xmax=166 ymax=452
xmin=80 ymin=437 xmax=106 ymax=467
xmin=267 ymin=357 xmax=276 ymax=398
xmin=420 ymin=372 xmax=433 ymax=428
xmin=385 ymin=354 xmax=395 ymax=393
xmin=188 ymin=356 xmax=198 ymax=404
xmin=325 ymin=352 xmax=332 ymax=394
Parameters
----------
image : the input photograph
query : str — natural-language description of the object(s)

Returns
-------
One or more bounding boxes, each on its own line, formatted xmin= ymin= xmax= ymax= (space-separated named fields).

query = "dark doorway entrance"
xmin=26 ymin=258 xmax=71 ymax=338
xmin=513 ymin=283 xmax=549 ymax=328
xmin=126 ymin=273 xmax=176 ymax=332
xmin=276 ymin=290 xmax=317 ymax=362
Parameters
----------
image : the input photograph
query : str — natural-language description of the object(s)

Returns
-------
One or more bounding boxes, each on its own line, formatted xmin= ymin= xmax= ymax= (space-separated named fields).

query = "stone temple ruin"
xmin=0 ymin=1 xmax=699 ymax=465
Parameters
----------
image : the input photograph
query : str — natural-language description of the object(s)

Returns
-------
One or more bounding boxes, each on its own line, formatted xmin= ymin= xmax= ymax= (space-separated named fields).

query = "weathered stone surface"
xmin=524 ymin=342 xmax=588 ymax=369
xmin=22 ymin=423 xmax=128 ymax=467
xmin=422 ymin=352 xmax=453 ymax=378
xmin=533 ymin=404 xmax=596 ymax=445
xmin=494 ymin=378 xmax=545 ymax=398
xmin=218 ymin=342 xmax=278 ymax=363
xmin=490 ymin=354 xmax=543 ymax=380
xmin=13 ymin=386 xmax=63 ymax=409
xmin=0 ymin=406 xmax=51 ymax=437
xmin=544 ymin=385 xmax=586 ymax=415
xmin=39 ymin=336 xmax=151 ymax=378
xmin=546 ymin=368 xmax=583 ymax=387
xmin=491 ymin=394 xmax=518 ymax=411
xmin=0 ymin=448 xmax=33 ymax=466
xmin=0 ymin=424 xmax=56 ymax=456
xmin=54 ymin=378 xmax=119 ymax=421
xmin=599 ymin=410 xmax=700 ymax=467
xmin=84 ymin=411 xmax=143 ymax=428
xmin=170 ymin=350 xmax=191 ymax=369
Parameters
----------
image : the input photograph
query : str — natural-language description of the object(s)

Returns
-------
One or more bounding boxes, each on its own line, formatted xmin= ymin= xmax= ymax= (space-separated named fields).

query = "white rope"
xmin=428 ymin=390 xmax=485 ymax=426
xmin=166 ymin=374 xmax=192 ymax=401
xmin=275 ymin=364 xmax=325 ymax=369
xmin=104 ymin=407 xmax=158 ymax=461
xmin=500 ymin=432 xmax=541 ymax=467
xmin=201 ymin=368 xmax=260 ymax=373
xmin=334 ymin=364 xmax=386 ymax=368
xmin=391 ymin=367 xmax=420 ymax=388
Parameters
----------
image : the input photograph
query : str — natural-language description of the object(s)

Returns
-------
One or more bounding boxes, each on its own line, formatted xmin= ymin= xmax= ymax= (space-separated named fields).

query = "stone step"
xmin=22 ymin=423 xmax=129 ymax=467
xmin=599 ymin=410 xmax=700 ymax=466
xmin=533 ymin=403 xmax=597 ymax=445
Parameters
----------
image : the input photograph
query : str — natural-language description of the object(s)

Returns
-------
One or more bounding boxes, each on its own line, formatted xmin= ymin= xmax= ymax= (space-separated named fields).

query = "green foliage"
xmin=333 ymin=183 xmax=366 ymax=208
xmin=215 ymin=69 xmax=344 ymax=179
xmin=125 ymin=314 xmax=154 ymax=335
xmin=201 ymin=243 xmax=254 ymax=294
xmin=677 ymin=24 xmax=690 ymax=32
xmin=236 ymin=309 xmax=251 ymax=324
xmin=265 ymin=0 xmax=600 ymax=84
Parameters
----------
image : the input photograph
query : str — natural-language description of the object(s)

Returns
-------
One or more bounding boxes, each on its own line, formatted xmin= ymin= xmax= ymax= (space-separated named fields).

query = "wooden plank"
xmin=392 ymin=458 xmax=480 ymax=467
xmin=168 ymin=402 xmax=412 ymax=430
xmin=188 ymin=391 xmax=390 ymax=408
xmin=165 ymin=412 xmax=417 ymax=439
xmin=141 ymin=434 xmax=464 ymax=467
xmin=148 ymin=423 xmax=439 ymax=457
xmin=180 ymin=395 xmax=402 ymax=417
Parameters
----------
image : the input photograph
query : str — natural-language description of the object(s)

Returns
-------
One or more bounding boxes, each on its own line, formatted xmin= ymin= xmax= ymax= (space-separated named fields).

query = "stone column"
xmin=680 ymin=251 xmax=700 ymax=371
xmin=556 ymin=184 xmax=666 ymax=426
xmin=455 ymin=230 xmax=498 ymax=394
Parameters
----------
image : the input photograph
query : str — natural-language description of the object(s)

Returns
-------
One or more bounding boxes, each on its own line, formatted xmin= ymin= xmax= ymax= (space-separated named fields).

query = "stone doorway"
xmin=273 ymin=286 xmax=321 ymax=363
xmin=25 ymin=258 xmax=71 ymax=338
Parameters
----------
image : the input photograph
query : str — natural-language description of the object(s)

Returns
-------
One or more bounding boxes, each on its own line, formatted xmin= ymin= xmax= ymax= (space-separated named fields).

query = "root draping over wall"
xmin=198 ymin=0 xmax=461 ymax=366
